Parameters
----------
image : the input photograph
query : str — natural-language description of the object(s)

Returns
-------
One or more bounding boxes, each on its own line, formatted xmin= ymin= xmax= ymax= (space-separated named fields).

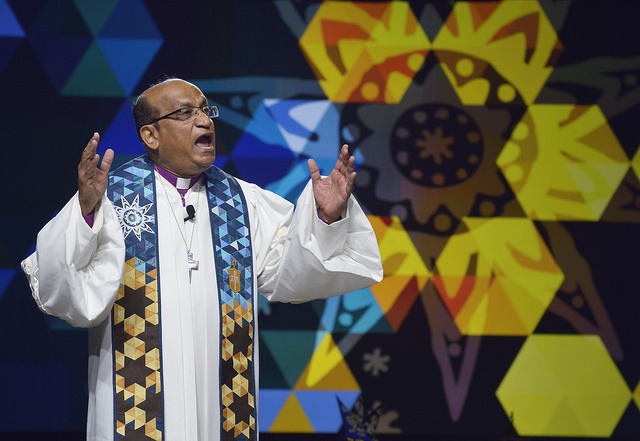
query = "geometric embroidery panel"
xmin=109 ymin=156 xmax=163 ymax=441
xmin=206 ymin=167 xmax=256 ymax=441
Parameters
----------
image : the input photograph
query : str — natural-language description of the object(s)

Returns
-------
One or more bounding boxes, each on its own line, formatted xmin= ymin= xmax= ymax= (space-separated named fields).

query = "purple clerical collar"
xmin=154 ymin=164 xmax=201 ymax=193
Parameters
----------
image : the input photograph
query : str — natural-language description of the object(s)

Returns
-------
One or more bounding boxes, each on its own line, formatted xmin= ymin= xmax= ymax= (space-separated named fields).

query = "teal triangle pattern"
xmin=98 ymin=0 xmax=161 ymax=39
xmin=261 ymin=330 xmax=317 ymax=388
xmin=61 ymin=40 xmax=125 ymax=96
xmin=97 ymin=38 xmax=163 ymax=94
xmin=31 ymin=0 xmax=163 ymax=97
xmin=72 ymin=0 xmax=119 ymax=37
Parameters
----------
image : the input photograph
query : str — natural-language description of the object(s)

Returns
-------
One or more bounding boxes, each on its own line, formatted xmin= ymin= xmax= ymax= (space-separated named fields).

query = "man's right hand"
xmin=78 ymin=132 xmax=114 ymax=216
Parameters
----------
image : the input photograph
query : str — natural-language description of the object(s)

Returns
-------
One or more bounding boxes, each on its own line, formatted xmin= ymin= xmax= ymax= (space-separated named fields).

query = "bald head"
xmin=132 ymin=78 xmax=187 ymax=140
xmin=132 ymin=78 xmax=216 ymax=177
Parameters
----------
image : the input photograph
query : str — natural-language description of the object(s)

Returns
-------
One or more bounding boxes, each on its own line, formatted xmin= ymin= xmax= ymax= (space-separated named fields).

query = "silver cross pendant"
xmin=187 ymin=252 xmax=199 ymax=282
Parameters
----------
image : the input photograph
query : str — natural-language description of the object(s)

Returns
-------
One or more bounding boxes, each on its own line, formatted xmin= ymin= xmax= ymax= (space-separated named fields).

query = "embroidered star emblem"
xmin=115 ymin=194 xmax=154 ymax=241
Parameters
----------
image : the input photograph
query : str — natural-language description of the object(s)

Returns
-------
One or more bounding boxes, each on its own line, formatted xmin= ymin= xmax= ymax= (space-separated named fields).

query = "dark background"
xmin=1 ymin=1 xmax=639 ymax=440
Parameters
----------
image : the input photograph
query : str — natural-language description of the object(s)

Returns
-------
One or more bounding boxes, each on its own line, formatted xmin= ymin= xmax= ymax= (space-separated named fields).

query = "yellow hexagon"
xmin=434 ymin=217 xmax=563 ymax=336
xmin=233 ymin=373 xmax=249 ymax=397
xmin=145 ymin=348 xmax=161 ymax=372
xmin=299 ymin=1 xmax=430 ymax=103
xmin=123 ymin=336 xmax=145 ymax=360
xmin=433 ymin=0 xmax=562 ymax=105
xmin=498 ymin=104 xmax=629 ymax=220
xmin=124 ymin=405 xmax=146 ymax=430
xmin=497 ymin=335 xmax=631 ymax=437
xmin=124 ymin=382 xmax=147 ymax=406
xmin=368 ymin=216 xmax=431 ymax=331
xmin=124 ymin=313 xmax=145 ymax=337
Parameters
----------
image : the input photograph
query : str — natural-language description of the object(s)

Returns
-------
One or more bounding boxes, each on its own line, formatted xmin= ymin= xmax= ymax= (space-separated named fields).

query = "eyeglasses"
xmin=145 ymin=105 xmax=219 ymax=125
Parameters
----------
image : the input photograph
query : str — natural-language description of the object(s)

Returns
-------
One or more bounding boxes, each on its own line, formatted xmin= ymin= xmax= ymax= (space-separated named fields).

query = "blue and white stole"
xmin=108 ymin=155 xmax=256 ymax=441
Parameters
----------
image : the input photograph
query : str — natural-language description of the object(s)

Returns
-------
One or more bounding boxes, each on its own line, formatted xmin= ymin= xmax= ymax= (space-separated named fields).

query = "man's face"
xmin=144 ymin=80 xmax=216 ymax=177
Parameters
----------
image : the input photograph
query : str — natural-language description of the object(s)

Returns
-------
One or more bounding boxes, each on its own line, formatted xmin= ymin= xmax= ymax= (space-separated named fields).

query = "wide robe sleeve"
xmin=21 ymin=193 xmax=126 ymax=328
xmin=245 ymin=179 xmax=383 ymax=303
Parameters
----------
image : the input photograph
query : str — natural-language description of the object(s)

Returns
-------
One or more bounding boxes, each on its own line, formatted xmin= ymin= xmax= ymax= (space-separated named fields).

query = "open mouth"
xmin=195 ymin=134 xmax=213 ymax=149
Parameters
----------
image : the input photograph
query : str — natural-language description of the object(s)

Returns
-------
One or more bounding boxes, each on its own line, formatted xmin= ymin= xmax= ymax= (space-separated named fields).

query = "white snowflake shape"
xmin=114 ymin=194 xmax=155 ymax=241
xmin=363 ymin=347 xmax=390 ymax=377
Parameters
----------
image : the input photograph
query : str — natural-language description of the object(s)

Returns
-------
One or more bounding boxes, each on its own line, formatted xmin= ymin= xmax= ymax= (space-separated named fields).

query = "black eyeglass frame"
xmin=144 ymin=105 xmax=219 ymax=126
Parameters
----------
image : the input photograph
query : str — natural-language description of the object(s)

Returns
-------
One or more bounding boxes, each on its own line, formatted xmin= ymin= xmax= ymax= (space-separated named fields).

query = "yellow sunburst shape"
xmin=433 ymin=0 xmax=562 ymax=105
xmin=498 ymin=104 xmax=629 ymax=220
xmin=434 ymin=217 xmax=564 ymax=336
xmin=299 ymin=1 xmax=430 ymax=103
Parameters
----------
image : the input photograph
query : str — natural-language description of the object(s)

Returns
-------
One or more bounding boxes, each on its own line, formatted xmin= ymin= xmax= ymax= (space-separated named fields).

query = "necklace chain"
xmin=158 ymin=174 xmax=201 ymax=254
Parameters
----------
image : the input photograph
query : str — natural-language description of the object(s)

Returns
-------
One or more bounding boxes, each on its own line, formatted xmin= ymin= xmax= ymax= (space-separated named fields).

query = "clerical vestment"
xmin=21 ymin=157 xmax=383 ymax=441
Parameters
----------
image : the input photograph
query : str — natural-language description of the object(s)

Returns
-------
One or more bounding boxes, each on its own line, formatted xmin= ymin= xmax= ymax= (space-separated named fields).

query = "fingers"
xmin=338 ymin=144 xmax=355 ymax=173
xmin=83 ymin=132 xmax=100 ymax=158
xmin=79 ymin=133 xmax=100 ymax=173
xmin=100 ymin=148 xmax=115 ymax=173
xmin=307 ymin=158 xmax=320 ymax=183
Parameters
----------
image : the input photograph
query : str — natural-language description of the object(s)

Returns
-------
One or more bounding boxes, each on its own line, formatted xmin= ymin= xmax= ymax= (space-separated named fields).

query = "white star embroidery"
xmin=114 ymin=194 xmax=155 ymax=241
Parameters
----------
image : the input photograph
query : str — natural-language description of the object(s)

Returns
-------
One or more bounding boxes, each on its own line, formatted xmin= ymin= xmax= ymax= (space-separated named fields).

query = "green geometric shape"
xmin=261 ymin=330 xmax=317 ymax=388
xmin=61 ymin=40 xmax=125 ymax=97
xmin=496 ymin=335 xmax=631 ymax=438
xmin=73 ymin=0 xmax=119 ymax=36
xmin=257 ymin=334 xmax=290 ymax=389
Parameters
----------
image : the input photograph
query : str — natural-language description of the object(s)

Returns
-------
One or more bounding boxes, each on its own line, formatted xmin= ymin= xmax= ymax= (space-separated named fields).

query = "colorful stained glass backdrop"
xmin=1 ymin=1 xmax=640 ymax=440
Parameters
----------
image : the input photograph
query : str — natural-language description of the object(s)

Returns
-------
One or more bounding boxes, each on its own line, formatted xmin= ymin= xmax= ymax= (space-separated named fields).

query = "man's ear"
xmin=140 ymin=125 xmax=159 ymax=151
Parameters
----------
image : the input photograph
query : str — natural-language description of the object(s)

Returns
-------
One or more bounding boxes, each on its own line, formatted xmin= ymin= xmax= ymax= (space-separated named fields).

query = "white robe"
xmin=21 ymin=170 xmax=383 ymax=441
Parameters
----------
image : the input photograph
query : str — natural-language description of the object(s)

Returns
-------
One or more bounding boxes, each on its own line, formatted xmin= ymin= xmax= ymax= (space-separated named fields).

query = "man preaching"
xmin=21 ymin=78 xmax=383 ymax=441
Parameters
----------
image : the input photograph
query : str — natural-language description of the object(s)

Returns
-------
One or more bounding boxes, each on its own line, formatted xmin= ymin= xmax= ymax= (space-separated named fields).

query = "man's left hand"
xmin=308 ymin=144 xmax=356 ymax=224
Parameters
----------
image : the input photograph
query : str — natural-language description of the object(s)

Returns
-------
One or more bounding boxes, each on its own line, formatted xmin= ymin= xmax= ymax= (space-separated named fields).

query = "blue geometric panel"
xmin=249 ymin=98 xmax=366 ymax=203
xmin=258 ymin=389 xmax=290 ymax=432
xmin=98 ymin=0 xmax=161 ymax=39
xmin=28 ymin=1 xmax=92 ymax=91
xmin=264 ymin=99 xmax=339 ymax=164
xmin=295 ymin=390 xmax=360 ymax=433
xmin=97 ymin=38 xmax=163 ymax=94
xmin=0 ymin=0 xmax=24 ymax=37
xmin=265 ymin=161 xmax=316 ymax=204
xmin=320 ymin=287 xmax=392 ymax=334
xmin=230 ymin=131 xmax=297 ymax=188
xmin=0 ymin=0 xmax=24 ymax=75
xmin=242 ymin=100 xmax=290 ymax=146
xmin=28 ymin=0 xmax=162 ymax=97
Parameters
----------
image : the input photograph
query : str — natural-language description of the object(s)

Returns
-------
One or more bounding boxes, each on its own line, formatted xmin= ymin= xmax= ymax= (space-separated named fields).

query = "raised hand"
xmin=308 ymin=144 xmax=356 ymax=224
xmin=77 ymin=133 xmax=114 ymax=216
